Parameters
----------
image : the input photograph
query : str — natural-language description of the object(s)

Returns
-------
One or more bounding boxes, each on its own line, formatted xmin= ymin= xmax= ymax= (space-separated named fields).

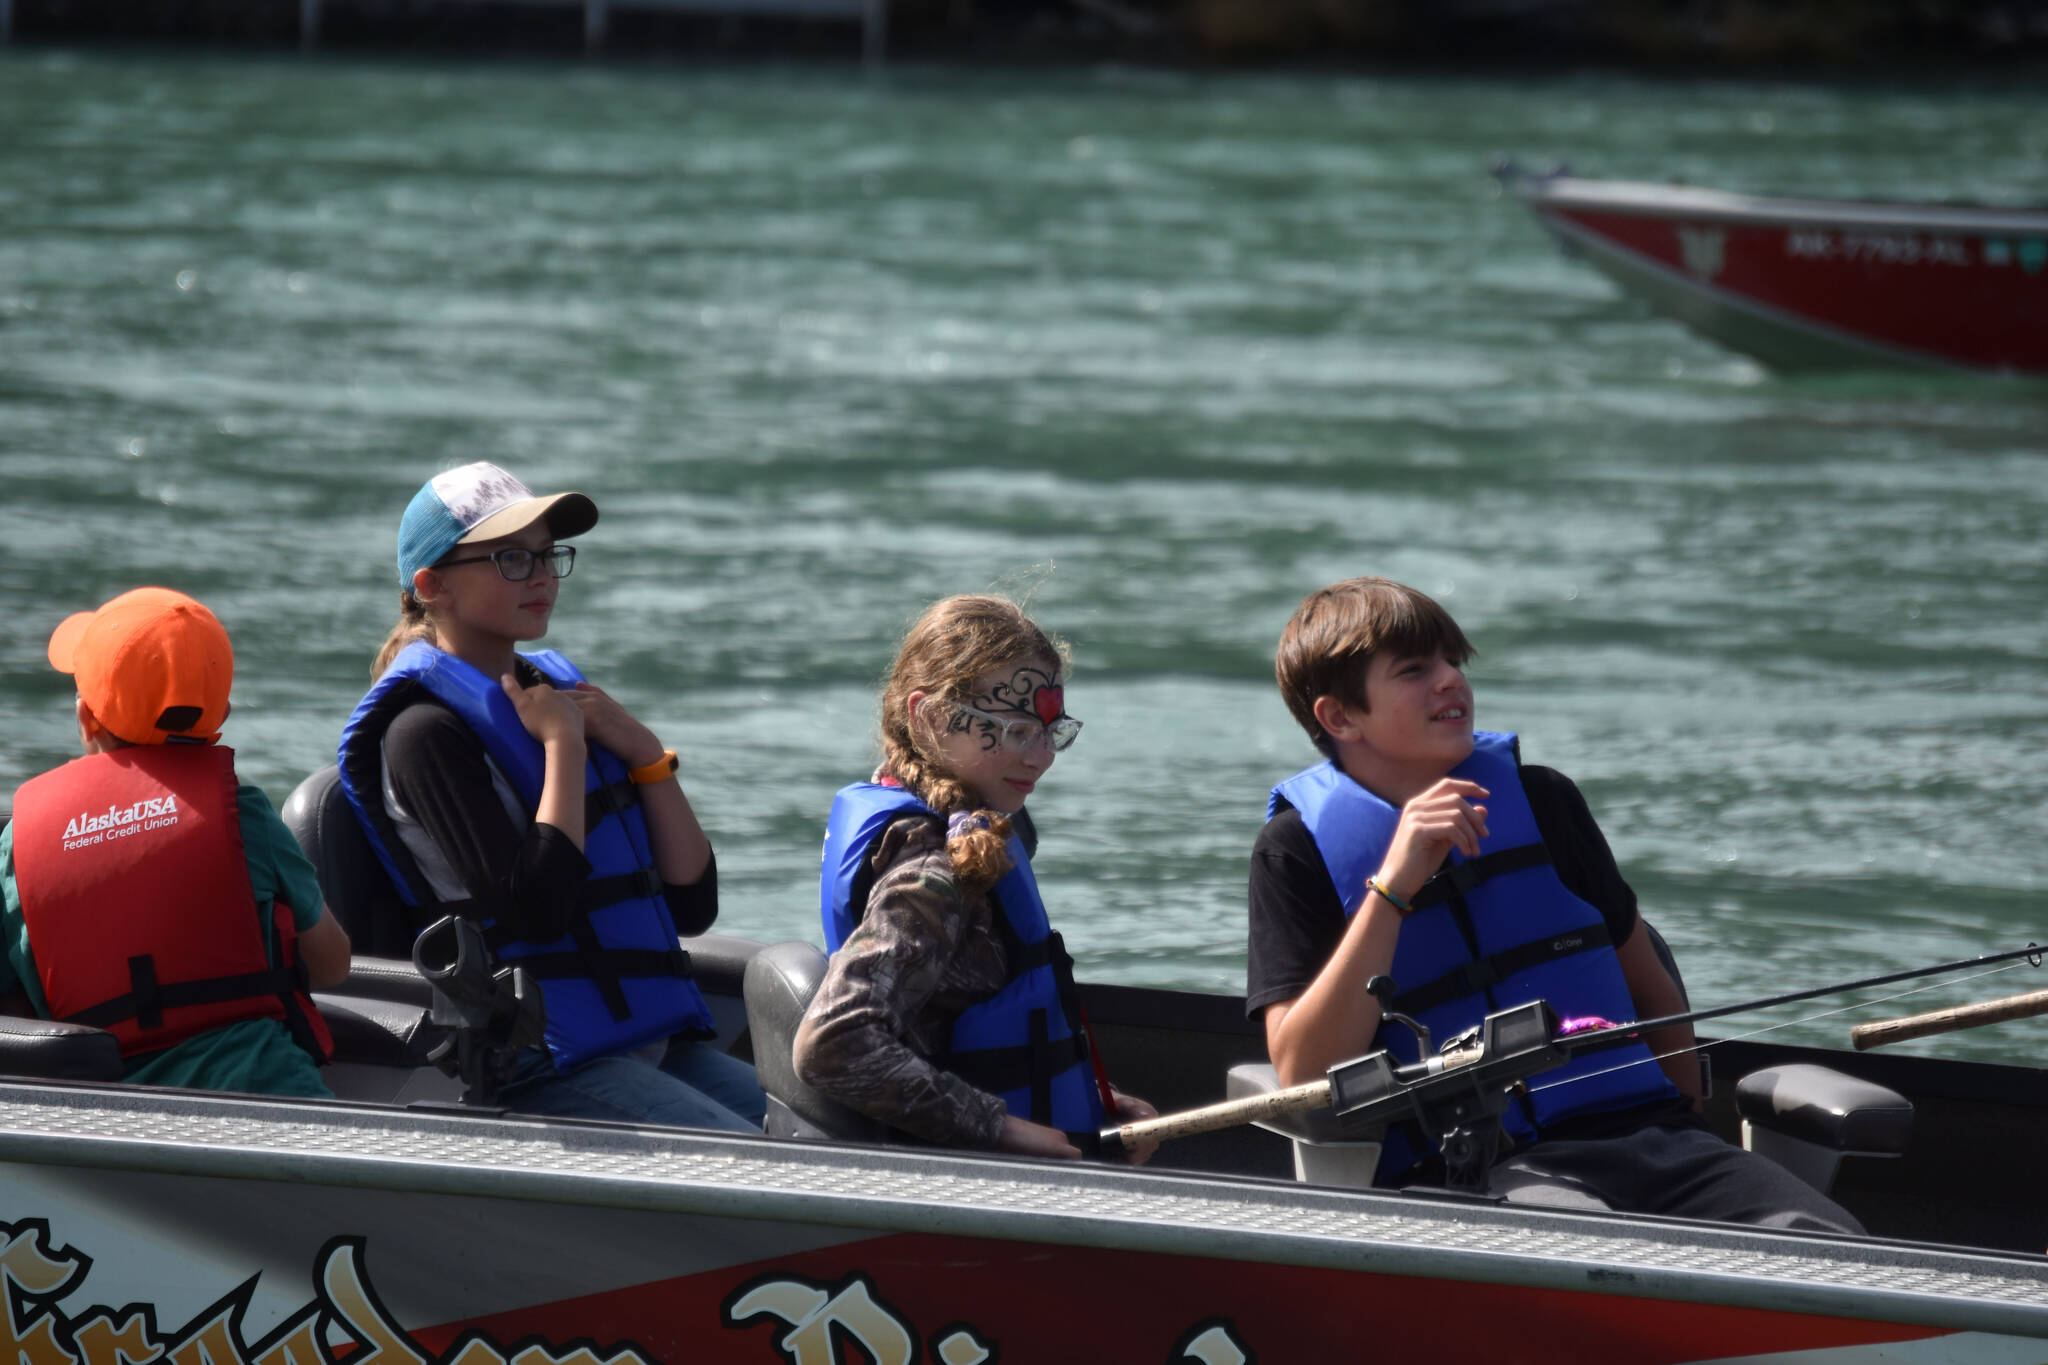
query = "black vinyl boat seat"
xmin=1227 ymin=923 xmax=1912 ymax=1196
xmin=312 ymin=985 xmax=463 ymax=1105
xmin=744 ymin=940 xmax=893 ymax=1144
xmin=0 ymin=1015 xmax=124 ymax=1083
xmin=0 ymin=980 xmax=447 ymax=1096
xmin=1734 ymin=1064 xmax=1912 ymax=1193
xmin=280 ymin=764 xmax=418 ymax=961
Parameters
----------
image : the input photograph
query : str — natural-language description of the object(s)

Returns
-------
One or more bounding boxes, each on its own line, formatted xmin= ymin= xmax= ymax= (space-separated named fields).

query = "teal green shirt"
xmin=0 ymin=783 xmax=332 ymax=1099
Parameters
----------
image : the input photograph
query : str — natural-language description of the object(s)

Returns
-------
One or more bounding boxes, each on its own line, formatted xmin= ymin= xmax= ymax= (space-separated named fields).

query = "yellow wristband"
xmin=1365 ymin=876 xmax=1413 ymax=916
xmin=627 ymin=749 xmax=679 ymax=785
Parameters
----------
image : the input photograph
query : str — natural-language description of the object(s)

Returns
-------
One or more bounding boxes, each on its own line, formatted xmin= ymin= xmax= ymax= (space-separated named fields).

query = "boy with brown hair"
xmin=1247 ymin=576 xmax=1859 ymax=1229
xmin=2 ymin=588 xmax=351 ymax=1095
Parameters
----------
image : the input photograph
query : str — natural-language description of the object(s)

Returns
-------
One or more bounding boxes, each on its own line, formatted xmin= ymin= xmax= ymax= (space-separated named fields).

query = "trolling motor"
xmin=412 ymin=915 xmax=546 ymax=1105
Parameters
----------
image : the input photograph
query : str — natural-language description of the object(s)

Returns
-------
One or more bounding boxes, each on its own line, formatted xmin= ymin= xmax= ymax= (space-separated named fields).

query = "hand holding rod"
xmin=1851 ymin=986 xmax=2048 ymax=1051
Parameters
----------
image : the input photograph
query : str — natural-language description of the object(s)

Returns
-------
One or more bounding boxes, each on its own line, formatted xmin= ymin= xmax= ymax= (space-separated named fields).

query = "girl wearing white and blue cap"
xmin=337 ymin=462 xmax=764 ymax=1131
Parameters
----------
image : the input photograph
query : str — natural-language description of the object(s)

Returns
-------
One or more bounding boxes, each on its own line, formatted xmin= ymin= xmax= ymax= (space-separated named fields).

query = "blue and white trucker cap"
xmin=396 ymin=462 xmax=598 ymax=591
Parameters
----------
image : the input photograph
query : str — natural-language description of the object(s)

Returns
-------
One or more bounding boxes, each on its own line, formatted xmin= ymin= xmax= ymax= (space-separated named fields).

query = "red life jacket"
xmin=10 ymin=746 xmax=333 ymax=1062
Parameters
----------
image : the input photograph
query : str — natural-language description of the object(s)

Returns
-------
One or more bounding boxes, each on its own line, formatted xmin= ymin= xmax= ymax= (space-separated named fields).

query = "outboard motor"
xmin=412 ymin=916 xmax=544 ymax=1105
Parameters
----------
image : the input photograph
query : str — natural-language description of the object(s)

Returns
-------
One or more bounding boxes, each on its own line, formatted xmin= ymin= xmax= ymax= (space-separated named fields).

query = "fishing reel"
xmin=413 ymin=915 xmax=547 ymax=1106
xmin=1328 ymin=990 xmax=1570 ymax=1193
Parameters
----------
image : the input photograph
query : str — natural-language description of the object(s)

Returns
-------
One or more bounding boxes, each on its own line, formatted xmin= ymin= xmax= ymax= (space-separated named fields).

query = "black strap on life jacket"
xmin=931 ymin=928 xmax=1091 ymax=1121
xmin=1408 ymin=842 xmax=1553 ymax=912
xmin=579 ymin=866 xmax=665 ymax=915
xmin=1392 ymin=921 xmax=1614 ymax=1018
xmin=276 ymin=988 xmax=331 ymax=1061
xmin=583 ymin=778 xmax=639 ymax=833
xmin=482 ymin=911 xmax=694 ymax=1023
xmin=932 ymin=1024 xmax=1092 ymax=1109
xmin=62 ymin=954 xmax=310 ymax=1031
xmin=1391 ymin=838 xmax=1610 ymax=1020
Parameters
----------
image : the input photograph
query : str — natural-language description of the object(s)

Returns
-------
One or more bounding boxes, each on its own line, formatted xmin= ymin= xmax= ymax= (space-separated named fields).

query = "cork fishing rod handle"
xmin=1850 ymin=986 xmax=2048 ymax=1051
xmin=1106 ymin=1078 xmax=1334 ymax=1149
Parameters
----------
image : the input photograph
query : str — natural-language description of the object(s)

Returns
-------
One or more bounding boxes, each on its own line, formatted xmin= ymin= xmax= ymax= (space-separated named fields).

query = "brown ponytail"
xmin=876 ymin=595 xmax=1070 ymax=894
xmin=371 ymin=592 xmax=437 ymax=679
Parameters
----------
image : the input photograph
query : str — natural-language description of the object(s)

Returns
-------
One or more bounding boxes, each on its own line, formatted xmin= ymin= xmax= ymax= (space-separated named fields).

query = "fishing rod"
xmin=1101 ymin=940 xmax=2046 ymax=1181
xmin=1554 ymin=940 xmax=2045 ymax=1059
xmin=1852 ymin=985 xmax=2048 ymax=1051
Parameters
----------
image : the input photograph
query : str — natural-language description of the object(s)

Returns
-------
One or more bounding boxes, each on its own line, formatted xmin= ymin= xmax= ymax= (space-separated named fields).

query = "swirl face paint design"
xmin=948 ymin=666 xmax=1065 ymax=752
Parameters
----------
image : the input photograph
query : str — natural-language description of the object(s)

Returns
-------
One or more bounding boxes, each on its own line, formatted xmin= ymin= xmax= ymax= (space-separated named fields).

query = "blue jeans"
xmin=501 ymin=1038 xmax=766 ymax=1133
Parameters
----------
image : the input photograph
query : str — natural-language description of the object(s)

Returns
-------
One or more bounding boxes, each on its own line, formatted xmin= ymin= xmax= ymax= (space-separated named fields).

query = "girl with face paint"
xmin=795 ymin=595 xmax=1157 ymax=1160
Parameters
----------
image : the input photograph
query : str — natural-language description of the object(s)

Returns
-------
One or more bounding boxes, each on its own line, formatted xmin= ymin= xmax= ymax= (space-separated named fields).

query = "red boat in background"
xmin=1498 ymin=161 xmax=2048 ymax=375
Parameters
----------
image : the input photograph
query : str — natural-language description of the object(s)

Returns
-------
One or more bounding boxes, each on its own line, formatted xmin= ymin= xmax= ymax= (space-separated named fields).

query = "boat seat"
xmin=1645 ymin=924 xmax=1911 ymax=1193
xmin=743 ymin=940 xmax=892 ymax=1144
xmin=1225 ymin=1062 xmax=1383 ymax=1189
xmin=0 ymin=1014 xmax=124 ymax=1083
xmin=280 ymin=764 xmax=419 ymax=961
xmin=336 ymin=955 xmax=436 ymax=1009
xmin=313 ymin=990 xmax=462 ymax=1105
xmin=1736 ymin=1064 xmax=1911 ymax=1194
xmin=315 ymin=993 xmax=441 ymax=1069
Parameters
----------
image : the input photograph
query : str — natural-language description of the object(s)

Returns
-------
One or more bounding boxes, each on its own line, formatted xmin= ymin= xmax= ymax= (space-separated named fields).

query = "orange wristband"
xmin=627 ymin=749 xmax=679 ymax=785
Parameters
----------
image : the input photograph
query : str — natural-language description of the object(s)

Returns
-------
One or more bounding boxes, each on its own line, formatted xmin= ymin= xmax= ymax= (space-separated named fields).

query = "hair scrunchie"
xmin=948 ymin=809 xmax=994 ymax=840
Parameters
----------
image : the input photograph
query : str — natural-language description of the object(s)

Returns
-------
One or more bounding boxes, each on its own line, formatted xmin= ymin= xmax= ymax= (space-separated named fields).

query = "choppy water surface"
xmin=3 ymin=50 xmax=2044 ymax=1060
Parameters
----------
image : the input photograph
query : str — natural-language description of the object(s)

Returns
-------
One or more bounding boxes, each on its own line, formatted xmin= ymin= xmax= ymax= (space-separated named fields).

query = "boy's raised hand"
xmin=1376 ymin=778 xmax=1490 ymax=900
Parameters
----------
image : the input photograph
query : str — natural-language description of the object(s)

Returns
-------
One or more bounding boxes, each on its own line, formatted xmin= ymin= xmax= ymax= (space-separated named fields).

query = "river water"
xmin=3 ymin=49 xmax=2044 ymax=1060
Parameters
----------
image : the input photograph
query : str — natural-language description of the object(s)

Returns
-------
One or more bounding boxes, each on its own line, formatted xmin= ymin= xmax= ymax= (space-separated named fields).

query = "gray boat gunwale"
xmin=0 ymin=1079 xmax=2043 ymax=1338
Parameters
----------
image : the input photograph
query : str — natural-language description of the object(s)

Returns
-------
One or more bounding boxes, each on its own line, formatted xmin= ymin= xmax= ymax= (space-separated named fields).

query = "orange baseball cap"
xmin=46 ymin=588 xmax=234 ymax=746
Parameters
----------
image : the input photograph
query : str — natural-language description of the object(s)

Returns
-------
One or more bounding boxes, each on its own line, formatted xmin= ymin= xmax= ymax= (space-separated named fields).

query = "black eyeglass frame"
xmin=436 ymin=545 xmax=577 ymax=581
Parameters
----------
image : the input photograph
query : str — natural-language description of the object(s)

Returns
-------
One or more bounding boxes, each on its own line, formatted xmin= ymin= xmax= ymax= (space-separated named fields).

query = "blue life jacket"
xmin=337 ymin=641 xmax=715 ymax=1070
xmin=1270 ymin=731 xmax=1677 ymax=1182
xmin=820 ymin=782 xmax=1106 ymax=1137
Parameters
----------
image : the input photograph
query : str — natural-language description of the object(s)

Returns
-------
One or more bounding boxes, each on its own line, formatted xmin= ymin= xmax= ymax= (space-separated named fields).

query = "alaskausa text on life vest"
xmin=62 ymin=796 xmax=178 ymax=840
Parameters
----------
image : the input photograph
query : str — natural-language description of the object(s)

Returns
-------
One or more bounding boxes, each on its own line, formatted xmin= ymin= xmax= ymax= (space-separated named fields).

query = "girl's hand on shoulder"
xmin=501 ymin=674 xmax=585 ymax=750
xmin=1378 ymin=777 xmax=1490 ymax=900
xmin=1109 ymin=1090 xmax=1160 ymax=1165
xmin=996 ymin=1115 xmax=1082 ymax=1160
xmin=567 ymin=681 xmax=664 ymax=767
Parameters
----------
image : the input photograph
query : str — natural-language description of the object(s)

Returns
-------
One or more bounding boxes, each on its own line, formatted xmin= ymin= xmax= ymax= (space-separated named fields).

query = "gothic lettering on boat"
xmin=0 ymin=1218 xmax=1259 ymax=1365
xmin=722 ymin=1269 xmax=1256 ymax=1363
xmin=722 ymin=1273 xmax=921 ymax=1365
xmin=0 ymin=1223 xmax=654 ymax=1365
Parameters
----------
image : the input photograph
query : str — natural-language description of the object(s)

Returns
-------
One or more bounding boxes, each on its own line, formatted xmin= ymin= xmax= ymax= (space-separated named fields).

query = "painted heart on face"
xmin=1032 ymin=685 xmax=1064 ymax=726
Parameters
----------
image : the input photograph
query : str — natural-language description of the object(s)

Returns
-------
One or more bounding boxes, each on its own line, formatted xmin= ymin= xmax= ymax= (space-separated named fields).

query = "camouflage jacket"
xmin=793 ymin=814 xmax=1012 ymax=1149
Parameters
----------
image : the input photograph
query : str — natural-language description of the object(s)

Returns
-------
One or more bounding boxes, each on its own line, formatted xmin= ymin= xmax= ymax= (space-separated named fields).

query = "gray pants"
xmin=1488 ymin=1123 xmax=1866 ymax=1234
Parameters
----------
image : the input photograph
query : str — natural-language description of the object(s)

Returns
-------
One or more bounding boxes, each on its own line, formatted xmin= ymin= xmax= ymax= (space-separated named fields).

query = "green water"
xmin=3 ymin=50 xmax=2045 ymax=1061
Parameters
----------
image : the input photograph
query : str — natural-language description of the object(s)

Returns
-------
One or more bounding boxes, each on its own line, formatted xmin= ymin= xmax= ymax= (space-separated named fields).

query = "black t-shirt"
xmin=1245 ymin=763 xmax=1699 ymax=1144
xmin=380 ymin=664 xmax=716 ymax=945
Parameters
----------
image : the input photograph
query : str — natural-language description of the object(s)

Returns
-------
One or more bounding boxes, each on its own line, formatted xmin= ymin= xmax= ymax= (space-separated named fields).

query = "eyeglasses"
xmin=437 ymin=545 xmax=576 ymax=582
xmin=953 ymin=702 xmax=1083 ymax=754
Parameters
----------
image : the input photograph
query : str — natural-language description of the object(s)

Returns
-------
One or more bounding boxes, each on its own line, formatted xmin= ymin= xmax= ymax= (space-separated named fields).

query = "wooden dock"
xmin=1 ymin=0 xmax=889 ymax=64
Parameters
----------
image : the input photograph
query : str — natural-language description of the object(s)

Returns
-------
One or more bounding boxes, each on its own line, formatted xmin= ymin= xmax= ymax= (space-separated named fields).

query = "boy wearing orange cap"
xmin=0 ymin=588 xmax=352 ymax=1096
